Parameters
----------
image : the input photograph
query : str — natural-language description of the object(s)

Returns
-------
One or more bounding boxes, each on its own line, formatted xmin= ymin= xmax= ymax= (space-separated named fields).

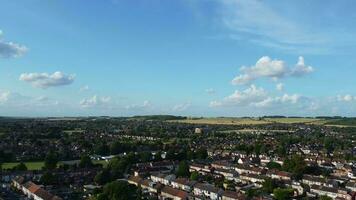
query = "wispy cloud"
xmin=216 ymin=0 xmax=353 ymax=54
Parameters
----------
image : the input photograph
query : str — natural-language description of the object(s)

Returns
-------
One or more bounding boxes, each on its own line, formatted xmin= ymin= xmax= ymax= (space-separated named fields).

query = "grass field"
xmin=169 ymin=117 xmax=270 ymax=125
xmin=2 ymin=161 xmax=45 ymax=170
xmin=2 ymin=160 xmax=109 ymax=170
xmin=263 ymin=117 xmax=322 ymax=124
xmin=170 ymin=117 xmax=356 ymax=127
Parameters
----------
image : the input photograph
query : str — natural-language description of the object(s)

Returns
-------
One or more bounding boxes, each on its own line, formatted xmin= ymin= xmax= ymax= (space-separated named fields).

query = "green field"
xmin=169 ymin=117 xmax=356 ymax=127
xmin=2 ymin=161 xmax=45 ymax=170
xmin=2 ymin=160 xmax=108 ymax=170
xmin=169 ymin=117 xmax=270 ymax=125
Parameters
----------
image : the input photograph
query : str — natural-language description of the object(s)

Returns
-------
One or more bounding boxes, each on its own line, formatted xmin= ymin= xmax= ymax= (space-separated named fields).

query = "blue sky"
xmin=1 ymin=0 xmax=356 ymax=117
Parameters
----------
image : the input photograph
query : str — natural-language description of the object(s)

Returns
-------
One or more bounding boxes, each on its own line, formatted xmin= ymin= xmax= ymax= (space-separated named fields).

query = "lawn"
xmin=2 ymin=159 xmax=109 ymax=170
xmin=2 ymin=161 xmax=45 ymax=170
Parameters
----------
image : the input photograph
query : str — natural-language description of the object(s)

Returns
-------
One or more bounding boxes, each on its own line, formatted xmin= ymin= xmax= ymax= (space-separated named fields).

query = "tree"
xmin=282 ymin=155 xmax=306 ymax=180
xmin=79 ymin=155 xmax=94 ymax=168
xmin=139 ymin=152 xmax=152 ymax=162
xmin=94 ymin=169 xmax=112 ymax=185
xmin=176 ymin=161 xmax=190 ymax=177
xmin=262 ymin=178 xmax=279 ymax=193
xmin=95 ymin=181 xmax=137 ymax=200
xmin=273 ymin=188 xmax=294 ymax=200
xmin=195 ymin=148 xmax=208 ymax=159
xmin=40 ymin=172 xmax=57 ymax=185
xmin=44 ymin=151 xmax=58 ymax=170
xmin=190 ymin=171 xmax=199 ymax=181
xmin=95 ymin=143 xmax=110 ymax=156
xmin=319 ymin=195 xmax=332 ymax=200
xmin=266 ymin=161 xmax=282 ymax=170
xmin=13 ymin=162 xmax=27 ymax=171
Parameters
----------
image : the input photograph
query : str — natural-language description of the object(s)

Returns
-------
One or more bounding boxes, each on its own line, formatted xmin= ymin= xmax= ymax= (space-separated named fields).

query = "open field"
xmin=168 ymin=117 xmax=270 ymax=125
xmin=2 ymin=161 xmax=45 ymax=170
xmin=169 ymin=117 xmax=356 ymax=127
xmin=264 ymin=117 xmax=322 ymax=124
xmin=2 ymin=160 xmax=108 ymax=170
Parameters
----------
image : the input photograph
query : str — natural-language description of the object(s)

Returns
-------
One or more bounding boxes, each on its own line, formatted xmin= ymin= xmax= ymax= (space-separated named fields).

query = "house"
xmin=193 ymin=183 xmax=222 ymax=200
xmin=221 ymin=191 xmax=245 ymax=200
xmin=141 ymin=179 xmax=163 ymax=195
xmin=346 ymin=181 xmax=356 ymax=192
xmin=160 ymin=185 xmax=188 ymax=200
xmin=302 ymin=175 xmax=325 ymax=186
xmin=127 ymin=176 xmax=143 ymax=187
xmin=234 ymin=165 xmax=264 ymax=175
xmin=284 ymin=181 xmax=304 ymax=195
xmin=212 ymin=160 xmax=233 ymax=170
xmin=266 ymin=170 xmax=292 ymax=181
xmin=239 ymin=173 xmax=266 ymax=186
xmin=189 ymin=163 xmax=211 ymax=175
xmin=214 ymin=168 xmax=238 ymax=181
xmin=310 ymin=185 xmax=352 ymax=200
xmin=150 ymin=173 xmax=176 ymax=185
xmin=171 ymin=178 xmax=196 ymax=192
xmin=19 ymin=181 xmax=62 ymax=200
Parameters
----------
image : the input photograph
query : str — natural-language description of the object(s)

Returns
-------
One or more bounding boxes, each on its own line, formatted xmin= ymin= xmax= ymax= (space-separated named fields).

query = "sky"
xmin=1 ymin=0 xmax=356 ymax=117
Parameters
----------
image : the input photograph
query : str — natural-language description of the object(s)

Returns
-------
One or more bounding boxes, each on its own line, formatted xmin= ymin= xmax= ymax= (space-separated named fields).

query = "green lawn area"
xmin=2 ymin=161 xmax=44 ymax=170
xmin=2 ymin=159 xmax=108 ymax=170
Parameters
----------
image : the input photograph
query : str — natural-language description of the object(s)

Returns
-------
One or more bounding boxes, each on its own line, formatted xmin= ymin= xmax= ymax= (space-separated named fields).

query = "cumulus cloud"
xmin=232 ymin=56 xmax=314 ymax=85
xmin=210 ymin=84 xmax=302 ymax=109
xmin=0 ymin=30 xmax=28 ymax=58
xmin=80 ymin=95 xmax=111 ymax=108
xmin=291 ymin=56 xmax=314 ymax=76
xmin=19 ymin=71 xmax=75 ymax=88
xmin=172 ymin=102 xmax=191 ymax=112
xmin=337 ymin=94 xmax=355 ymax=102
xmin=210 ymin=85 xmax=267 ymax=107
xmin=276 ymin=83 xmax=284 ymax=91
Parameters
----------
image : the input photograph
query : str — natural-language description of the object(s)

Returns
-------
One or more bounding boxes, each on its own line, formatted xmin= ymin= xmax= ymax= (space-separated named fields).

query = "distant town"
xmin=0 ymin=116 xmax=355 ymax=200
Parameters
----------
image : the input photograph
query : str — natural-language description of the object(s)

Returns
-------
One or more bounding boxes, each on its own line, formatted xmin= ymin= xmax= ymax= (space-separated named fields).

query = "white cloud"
xmin=291 ymin=56 xmax=314 ymax=76
xmin=232 ymin=56 xmax=313 ymax=85
xmin=205 ymin=88 xmax=216 ymax=94
xmin=172 ymin=102 xmax=191 ymax=112
xmin=0 ymin=91 xmax=11 ymax=104
xmin=126 ymin=100 xmax=152 ymax=110
xmin=337 ymin=94 xmax=355 ymax=102
xmin=276 ymin=83 xmax=284 ymax=91
xmin=0 ymin=30 xmax=28 ymax=58
xmin=19 ymin=71 xmax=75 ymax=88
xmin=251 ymin=94 xmax=300 ymax=108
xmin=210 ymin=84 xmax=267 ymax=107
xmin=80 ymin=95 xmax=111 ymax=108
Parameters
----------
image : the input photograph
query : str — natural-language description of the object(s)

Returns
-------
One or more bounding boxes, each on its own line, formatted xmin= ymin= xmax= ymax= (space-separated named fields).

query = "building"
xmin=193 ymin=183 xmax=222 ymax=200
xmin=160 ymin=185 xmax=188 ymax=200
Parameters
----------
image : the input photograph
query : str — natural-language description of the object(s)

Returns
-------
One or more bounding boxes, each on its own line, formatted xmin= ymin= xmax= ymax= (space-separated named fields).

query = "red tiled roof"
xmin=161 ymin=186 xmax=188 ymax=199
xmin=222 ymin=191 xmax=245 ymax=200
